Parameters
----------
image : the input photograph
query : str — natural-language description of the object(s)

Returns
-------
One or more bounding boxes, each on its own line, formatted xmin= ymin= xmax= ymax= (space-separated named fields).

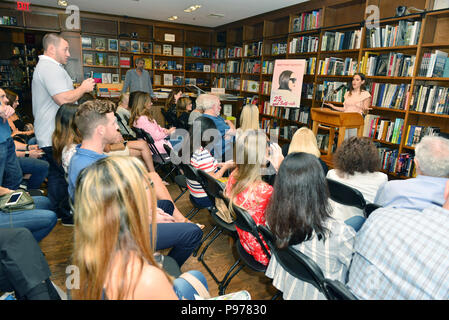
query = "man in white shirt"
xmin=32 ymin=33 xmax=95 ymax=225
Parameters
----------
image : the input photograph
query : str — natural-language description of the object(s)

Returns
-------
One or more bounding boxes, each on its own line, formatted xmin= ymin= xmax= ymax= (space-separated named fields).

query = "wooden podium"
xmin=311 ymin=108 xmax=364 ymax=157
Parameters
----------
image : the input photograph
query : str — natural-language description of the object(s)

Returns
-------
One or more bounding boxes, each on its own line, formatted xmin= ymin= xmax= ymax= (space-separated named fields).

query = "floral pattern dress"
xmin=225 ymin=171 xmax=273 ymax=266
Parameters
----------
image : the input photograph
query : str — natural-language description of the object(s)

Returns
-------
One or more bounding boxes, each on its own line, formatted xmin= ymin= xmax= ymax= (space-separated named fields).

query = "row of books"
xmin=154 ymin=60 xmax=182 ymax=70
xmin=418 ymin=50 xmax=449 ymax=78
xmin=97 ymin=86 xmax=122 ymax=98
xmin=244 ymin=42 xmax=263 ymax=57
xmin=317 ymin=133 xmax=331 ymax=152
xmin=153 ymin=74 xmax=183 ymax=86
xmin=318 ymin=57 xmax=358 ymax=76
xmin=82 ymin=37 xmax=149 ymax=54
xmin=211 ymin=62 xmax=226 ymax=73
xmin=364 ymin=115 xmax=404 ymax=145
xmin=212 ymin=48 xmax=226 ymax=59
xmin=84 ymin=72 xmax=120 ymax=84
xmin=271 ymin=42 xmax=288 ymax=55
xmin=242 ymin=60 xmax=261 ymax=74
xmin=262 ymin=60 xmax=275 ymax=74
xmin=360 ymin=52 xmax=415 ymax=77
xmin=368 ymin=82 xmax=410 ymax=109
xmin=186 ymin=63 xmax=211 ymax=72
xmin=185 ymin=47 xmax=210 ymax=58
xmin=315 ymin=81 xmax=348 ymax=102
xmin=83 ymin=52 xmax=118 ymax=66
xmin=154 ymin=44 xmax=183 ymax=56
xmin=241 ymin=80 xmax=259 ymax=93
xmin=226 ymin=61 xmax=241 ymax=73
xmin=226 ymin=77 xmax=241 ymax=91
xmin=261 ymin=81 xmax=272 ymax=95
xmin=377 ymin=147 xmax=415 ymax=177
xmin=302 ymin=83 xmax=314 ymax=99
xmin=260 ymin=102 xmax=310 ymax=124
xmin=409 ymin=85 xmax=449 ymax=115
xmin=365 ymin=20 xmax=421 ymax=48
xmin=291 ymin=10 xmax=322 ymax=32
xmin=304 ymin=57 xmax=316 ymax=75
xmin=212 ymin=77 xmax=226 ymax=88
xmin=279 ymin=125 xmax=300 ymax=140
xmin=289 ymin=36 xmax=319 ymax=54
xmin=404 ymin=125 xmax=440 ymax=147
xmin=320 ymin=29 xmax=362 ymax=51
xmin=185 ymin=78 xmax=209 ymax=86
xmin=228 ymin=46 xmax=243 ymax=58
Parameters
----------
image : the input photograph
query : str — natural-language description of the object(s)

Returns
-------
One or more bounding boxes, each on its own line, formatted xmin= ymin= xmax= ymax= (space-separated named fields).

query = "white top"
xmin=32 ymin=55 xmax=73 ymax=148
xmin=326 ymin=169 xmax=388 ymax=221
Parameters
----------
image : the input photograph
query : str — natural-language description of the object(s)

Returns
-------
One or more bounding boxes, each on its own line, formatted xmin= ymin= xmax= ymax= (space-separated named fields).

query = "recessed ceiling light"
xmin=209 ymin=13 xmax=225 ymax=18
xmin=168 ymin=16 xmax=178 ymax=21
xmin=58 ymin=0 xmax=68 ymax=7
xmin=184 ymin=5 xmax=202 ymax=13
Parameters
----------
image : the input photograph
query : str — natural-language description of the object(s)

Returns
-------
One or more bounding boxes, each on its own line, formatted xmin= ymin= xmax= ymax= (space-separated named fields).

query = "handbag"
xmin=0 ymin=190 xmax=35 ymax=213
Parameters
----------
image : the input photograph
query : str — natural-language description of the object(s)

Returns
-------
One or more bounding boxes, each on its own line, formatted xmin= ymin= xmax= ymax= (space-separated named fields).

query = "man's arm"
xmin=122 ymin=71 xmax=131 ymax=93
xmin=52 ymin=78 xmax=95 ymax=106
xmin=147 ymin=72 xmax=154 ymax=97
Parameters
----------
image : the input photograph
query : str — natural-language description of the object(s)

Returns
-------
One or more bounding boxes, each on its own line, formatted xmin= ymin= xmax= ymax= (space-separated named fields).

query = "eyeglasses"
xmin=289 ymin=78 xmax=297 ymax=83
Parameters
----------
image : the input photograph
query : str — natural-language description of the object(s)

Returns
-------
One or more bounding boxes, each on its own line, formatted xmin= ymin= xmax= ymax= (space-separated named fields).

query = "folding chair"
xmin=364 ymin=203 xmax=382 ymax=218
xmin=163 ymin=144 xmax=187 ymax=202
xmin=322 ymin=279 xmax=358 ymax=300
xmin=218 ymin=195 xmax=271 ymax=295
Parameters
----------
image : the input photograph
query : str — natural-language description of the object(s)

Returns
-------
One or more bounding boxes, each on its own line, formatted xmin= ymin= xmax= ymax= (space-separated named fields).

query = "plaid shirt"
xmin=347 ymin=205 xmax=449 ymax=300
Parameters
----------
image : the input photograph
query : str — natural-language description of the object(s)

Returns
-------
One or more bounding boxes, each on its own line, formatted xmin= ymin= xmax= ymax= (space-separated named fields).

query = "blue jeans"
xmin=153 ymin=200 xmax=203 ymax=266
xmin=18 ymin=157 xmax=49 ymax=189
xmin=344 ymin=215 xmax=366 ymax=232
xmin=0 ymin=196 xmax=57 ymax=242
xmin=173 ymin=270 xmax=209 ymax=300
xmin=0 ymin=138 xmax=23 ymax=190
xmin=40 ymin=146 xmax=71 ymax=219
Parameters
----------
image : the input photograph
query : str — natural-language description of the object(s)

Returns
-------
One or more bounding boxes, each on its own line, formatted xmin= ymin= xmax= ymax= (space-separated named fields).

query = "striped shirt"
xmin=347 ymin=205 xmax=449 ymax=300
xmin=265 ymin=218 xmax=355 ymax=300
xmin=187 ymin=147 xmax=217 ymax=198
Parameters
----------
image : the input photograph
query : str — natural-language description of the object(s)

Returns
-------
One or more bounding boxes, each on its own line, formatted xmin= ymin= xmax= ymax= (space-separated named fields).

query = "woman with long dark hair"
xmin=265 ymin=152 xmax=355 ymax=300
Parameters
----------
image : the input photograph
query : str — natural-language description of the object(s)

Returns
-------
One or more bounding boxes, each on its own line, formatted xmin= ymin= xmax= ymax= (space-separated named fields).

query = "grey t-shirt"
xmin=122 ymin=69 xmax=154 ymax=96
xmin=32 ymin=55 xmax=73 ymax=148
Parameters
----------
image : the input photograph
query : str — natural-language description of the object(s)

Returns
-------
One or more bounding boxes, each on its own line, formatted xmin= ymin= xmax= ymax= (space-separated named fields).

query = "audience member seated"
xmin=287 ymin=127 xmax=328 ymax=174
xmin=175 ymin=96 xmax=192 ymax=130
xmin=5 ymin=89 xmax=35 ymax=145
xmin=225 ymin=129 xmax=281 ymax=266
xmin=14 ymin=140 xmax=49 ymax=190
xmin=130 ymin=91 xmax=180 ymax=153
xmin=327 ymin=136 xmax=387 ymax=227
xmin=265 ymin=152 xmax=355 ymax=300
xmin=187 ymin=116 xmax=235 ymax=208
xmin=347 ymin=179 xmax=449 ymax=299
xmin=188 ymin=97 xmax=204 ymax=127
xmin=115 ymin=92 xmax=136 ymax=139
xmin=67 ymin=99 xmax=202 ymax=266
xmin=0 ymin=228 xmax=61 ymax=300
xmin=71 ymin=156 xmax=207 ymax=300
xmin=199 ymin=94 xmax=236 ymax=161
xmin=163 ymin=89 xmax=183 ymax=128
xmin=0 ymin=87 xmax=56 ymax=241
xmin=374 ymin=135 xmax=449 ymax=209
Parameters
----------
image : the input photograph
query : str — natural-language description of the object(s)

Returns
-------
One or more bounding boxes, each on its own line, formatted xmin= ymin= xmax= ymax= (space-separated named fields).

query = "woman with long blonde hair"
xmin=72 ymin=156 xmax=207 ymax=300
xmin=239 ymin=104 xmax=260 ymax=131
xmin=224 ymin=130 xmax=282 ymax=266
xmin=287 ymin=127 xmax=328 ymax=174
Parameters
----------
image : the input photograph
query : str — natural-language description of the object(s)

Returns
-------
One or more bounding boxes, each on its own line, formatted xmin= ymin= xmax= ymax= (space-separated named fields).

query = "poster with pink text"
xmin=270 ymin=59 xmax=305 ymax=108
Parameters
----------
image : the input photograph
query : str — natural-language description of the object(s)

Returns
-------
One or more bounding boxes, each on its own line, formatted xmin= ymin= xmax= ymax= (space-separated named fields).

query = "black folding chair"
xmin=218 ymin=195 xmax=271 ymax=295
xmin=163 ymin=144 xmax=187 ymax=202
xmin=364 ymin=203 xmax=382 ymax=218
xmin=322 ymin=279 xmax=358 ymax=300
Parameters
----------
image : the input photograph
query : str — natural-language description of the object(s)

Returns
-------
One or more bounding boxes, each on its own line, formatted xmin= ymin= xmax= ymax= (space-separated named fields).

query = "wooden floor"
xmin=39 ymin=182 xmax=278 ymax=300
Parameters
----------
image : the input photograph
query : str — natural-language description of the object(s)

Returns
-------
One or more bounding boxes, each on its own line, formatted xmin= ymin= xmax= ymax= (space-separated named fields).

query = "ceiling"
xmin=23 ymin=0 xmax=309 ymax=28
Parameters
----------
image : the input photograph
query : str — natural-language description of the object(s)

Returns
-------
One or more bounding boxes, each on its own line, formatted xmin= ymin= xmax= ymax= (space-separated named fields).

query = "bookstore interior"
xmin=1 ymin=0 xmax=449 ymax=179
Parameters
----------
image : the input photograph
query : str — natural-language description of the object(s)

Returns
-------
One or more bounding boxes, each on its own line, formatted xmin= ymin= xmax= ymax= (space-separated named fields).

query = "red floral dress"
xmin=225 ymin=171 xmax=273 ymax=266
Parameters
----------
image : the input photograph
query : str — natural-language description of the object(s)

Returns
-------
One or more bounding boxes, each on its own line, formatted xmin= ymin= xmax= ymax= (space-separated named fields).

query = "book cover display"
xmin=95 ymin=38 xmax=106 ymax=51
xmin=270 ymin=59 xmax=305 ymax=107
xmin=108 ymin=39 xmax=118 ymax=51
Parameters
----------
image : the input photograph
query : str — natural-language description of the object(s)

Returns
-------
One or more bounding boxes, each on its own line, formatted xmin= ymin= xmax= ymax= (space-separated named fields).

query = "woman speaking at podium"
xmin=324 ymin=73 xmax=372 ymax=115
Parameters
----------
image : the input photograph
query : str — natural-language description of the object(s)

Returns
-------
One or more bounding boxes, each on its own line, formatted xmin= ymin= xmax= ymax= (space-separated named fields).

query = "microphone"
xmin=332 ymin=84 xmax=347 ymax=93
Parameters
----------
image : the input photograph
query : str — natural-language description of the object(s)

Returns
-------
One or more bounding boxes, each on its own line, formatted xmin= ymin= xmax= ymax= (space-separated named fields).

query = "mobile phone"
xmin=5 ymin=192 xmax=23 ymax=206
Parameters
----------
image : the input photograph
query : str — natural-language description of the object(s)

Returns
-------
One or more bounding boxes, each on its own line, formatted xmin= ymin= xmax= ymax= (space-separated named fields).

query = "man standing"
xmin=122 ymin=58 xmax=156 ymax=99
xmin=32 ymin=33 xmax=95 ymax=225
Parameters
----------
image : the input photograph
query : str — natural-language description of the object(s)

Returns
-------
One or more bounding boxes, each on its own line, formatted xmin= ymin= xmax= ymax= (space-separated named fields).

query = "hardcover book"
xmin=163 ymin=44 xmax=172 ymax=55
xmin=96 ymin=53 xmax=106 ymax=66
xmin=83 ymin=53 xmax=93 ymax=65
xmin=130 ymin=40 xmax=141 ymax=53
xmin=95 ymin=37 xmax=106 ymax=51
xmin=154 ymin=44 xmax=162 ymax=54
xmin=108 ymin=39 xmax=118 ymax=51
xmin=108 ymin=54 xmax=118 ymax=66
xmin=112 ymin=74 xmax=120 ymax=83
xmin=81 ymin=37 xmax=92 ymax=49
xmin=142 ymin=42 xmax=152 ymax=53
xmin=120 ymin=40 xmax=130 ymax=52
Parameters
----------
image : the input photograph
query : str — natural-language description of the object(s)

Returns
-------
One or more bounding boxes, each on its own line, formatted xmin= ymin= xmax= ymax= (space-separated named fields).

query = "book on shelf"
xmin=173 ymin=75 xmax=184 ymax=86
xmin=119 ymin=56 xmax=131 ymax=68
xmin=96 ymin=53 xmax=106 ymax=66
xmin=81 ymin=36 xmax=92 ymax=49
xmin=410 ymin=85 xmax=449 ymax=115
xmin=154 ymin=44 xmax=162 ymax=54
xmin=112 ymin=74 xmax=120 ymax=84
xmin=320 ymin=29 xmax=362 ymax=51
xmin=368 ymin=82 xmax=410 ymax=109
xmin=119 ymin=40 xmax=130 ymax=52
xmin=243 ymin=42 xmax=263 ymax=57
xmin=262 ymin=60 xmax=275 ymax=74
xmin=95 ymin=37 xmax=106 ymax=51
xmin=108 ymin=39 xmax=118 ymax=51
xmin=130 ymin=40 xmax=141 ymax=53
xmin=226 ymin=60 xmax=241 ymax=73
xmin=365 ymin=20 xmax=421 ymax=48
xmin=405 ymin=125 xmax=441 ymax=147
xmin=418 ymin=50 xmax=449 ymax=77
xmin=242 ymin=60 xmax=261 ymax=73
xmin=241 ymin=79 xmax=259 ymax=93
xmin=185 ymin=77 xmax=197 ymax=85
xmin=173 ymin=47 xmax=183 ymax=56
xmin=227 ymin=46 xmax=242 ymax=58
xmin=143 ymin=57 xmax=152 ymax=69
xmin=101 ymin=73 xmax=112 ymax=84
xmin=92 ymin=72 xmax=102 ymax=83
xmin=141 ymin=42 xmax=152 ymax=53
xmin=107 ymin=54 xmax=118 ymax=67
xmin=291 ymin=9 xmax=321 ymax=32
xmin=433 ymin=0 xmax=449 ymax=10
xmin=163 ymin=44 xmax=172 ymax=55
xmin=318 ymin=57 xmax=357 ymax=76
xmin=163 ymin=73 xmax=173 ymax=86
xmin=203 ymin=65 xmax=211 ymax=72
xmin=289 ymin=36 xmax=319 ymax=54
xmin=83 ymin=53 xmax=94 ymax=65
xmin=363 ymin=52 xmax=415 ymax=77
xmin=153 ymin=74 xmax=161 ymax=85
xmin=271 ymin=42 xmax=287 ymax=55
xmin=212 ymin=48 xmax=226 ymax=59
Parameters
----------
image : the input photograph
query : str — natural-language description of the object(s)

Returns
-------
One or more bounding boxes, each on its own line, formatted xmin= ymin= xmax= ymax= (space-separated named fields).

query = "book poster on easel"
xmin=270 ymin=59 xmax=305 ymax=108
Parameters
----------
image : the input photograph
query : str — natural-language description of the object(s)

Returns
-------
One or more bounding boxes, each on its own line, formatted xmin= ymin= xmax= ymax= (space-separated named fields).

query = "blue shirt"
xmin=0 ymin=118 xmax=11 ymax=143
xmin=67 ymin=145 xmax=107 ymax=200
xmin=347 ymin=205 xmax=449 ymax=299
xmin=374 ymin=175 xmax=448 ymax=210
xmin=122 ymin=69 xmax=154 ymax=97
xmin=202 ymin=114 xmax=232 ymax=160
